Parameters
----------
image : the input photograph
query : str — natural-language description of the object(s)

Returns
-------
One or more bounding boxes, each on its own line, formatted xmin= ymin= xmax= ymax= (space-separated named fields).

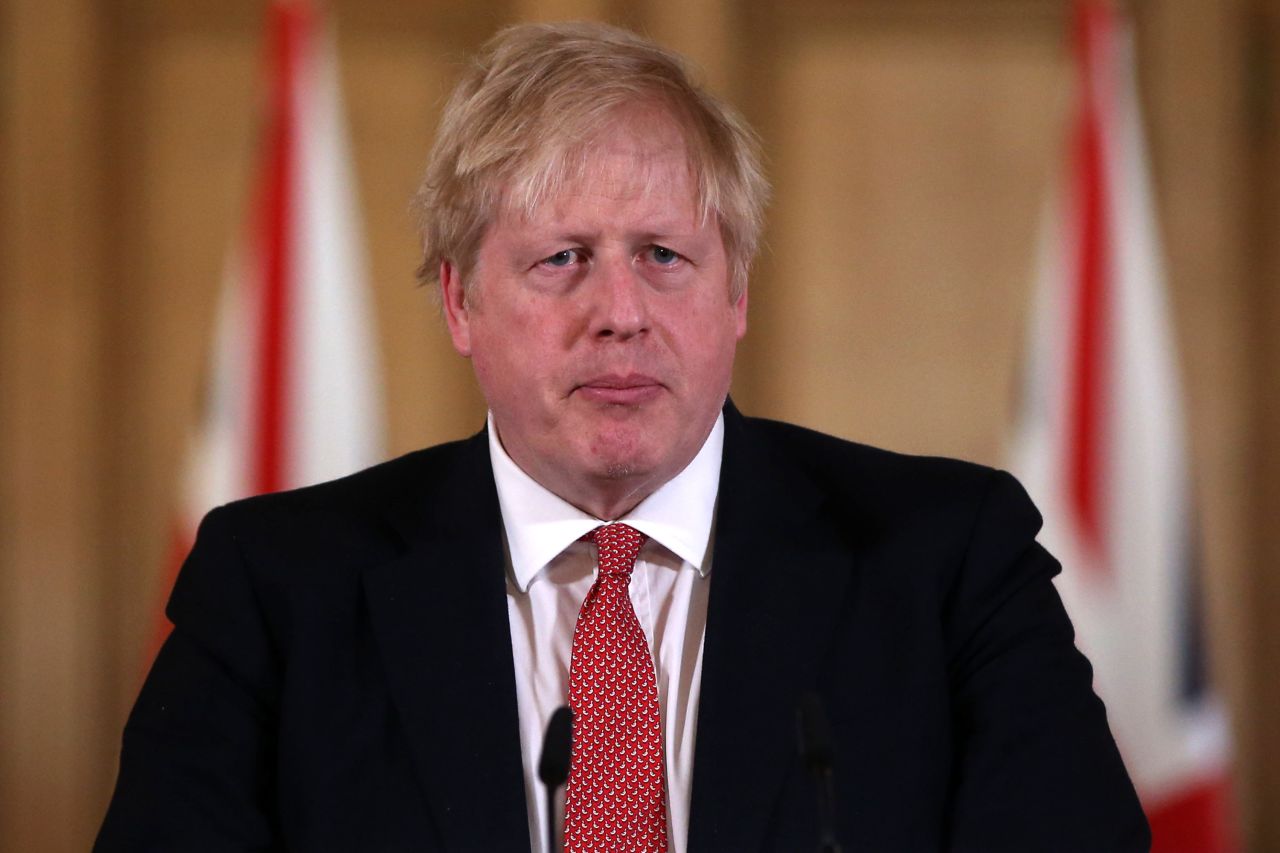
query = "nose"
xmin=587 ymin=254 xmax=649 ymax=340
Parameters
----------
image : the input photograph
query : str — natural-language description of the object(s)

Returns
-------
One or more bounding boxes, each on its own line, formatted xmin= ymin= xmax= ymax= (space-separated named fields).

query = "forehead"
xmin=498 ymin=107 xmax=705 ymax=230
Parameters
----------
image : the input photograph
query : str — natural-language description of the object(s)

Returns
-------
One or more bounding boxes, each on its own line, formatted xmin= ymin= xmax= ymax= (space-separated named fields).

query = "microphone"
xmin=797 ymin=692 xmax=842 ymax=853
xmin=538 ymin=706 xmax=574 ymax=853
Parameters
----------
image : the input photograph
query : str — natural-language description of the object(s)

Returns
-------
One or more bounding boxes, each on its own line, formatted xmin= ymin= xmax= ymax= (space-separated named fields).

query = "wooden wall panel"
xmin=341 ymin=33 xmax=488 ymax=459
xmin=516 ymin=0 xmax=608 ymax=20
xmin=0 ymin=0 xmax=108 ymax=848
xmin=642 ymin=0 xmax=735 ymax=95
xmin=749 ymin=15 xmax=1065 ymax=465
xmin=1245 ymin=0 xmax=1280 ymax=847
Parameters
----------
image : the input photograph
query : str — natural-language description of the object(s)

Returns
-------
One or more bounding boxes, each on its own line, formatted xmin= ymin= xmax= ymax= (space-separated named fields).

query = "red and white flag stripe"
xmin=154 ymin=0 xmax=382 ymax=654
xmin=1009 ymin=2 xmax=1234 ymax=850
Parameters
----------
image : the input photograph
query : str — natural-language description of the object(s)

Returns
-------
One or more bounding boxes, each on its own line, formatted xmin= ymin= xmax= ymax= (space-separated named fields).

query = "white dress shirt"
xmin=489 ymin=413 xmax=723 ymax=853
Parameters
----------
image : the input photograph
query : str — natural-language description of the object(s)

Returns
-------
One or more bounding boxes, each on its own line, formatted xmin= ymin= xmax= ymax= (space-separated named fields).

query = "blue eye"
xmin=543 ymin=250 xmax=577 ymax=267
xmin=650 ymin=245 xmax=679 ymax=265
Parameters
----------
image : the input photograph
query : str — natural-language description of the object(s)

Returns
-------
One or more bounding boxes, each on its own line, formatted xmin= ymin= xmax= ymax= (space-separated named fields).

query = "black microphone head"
xmin=538 ymin=706 xmax=575 ymax=788
xmin=797 ymin=692 xmax=834 ymax=773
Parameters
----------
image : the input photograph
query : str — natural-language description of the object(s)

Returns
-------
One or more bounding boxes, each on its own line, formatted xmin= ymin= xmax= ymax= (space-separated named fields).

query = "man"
xmin=98 ymin=21 xmax=1150 ymax=853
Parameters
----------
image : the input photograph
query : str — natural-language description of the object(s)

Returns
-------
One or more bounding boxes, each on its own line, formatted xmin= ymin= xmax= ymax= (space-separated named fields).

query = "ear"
xmin=732 ymin=285 xmax=748 ymax=340
xmin=440 ymin=260 xmax=472 ymax=357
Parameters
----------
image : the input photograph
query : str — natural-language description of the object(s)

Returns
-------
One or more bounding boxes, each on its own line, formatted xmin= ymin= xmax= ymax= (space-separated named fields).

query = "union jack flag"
xmin=1009 ymin=3 xmax=1235 ymax=850
xmin=149 ymin=0 xmax=384 ymax=660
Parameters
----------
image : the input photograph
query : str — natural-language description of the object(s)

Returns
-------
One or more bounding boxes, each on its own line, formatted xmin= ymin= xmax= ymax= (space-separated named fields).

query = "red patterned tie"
xmin=564 ymin=523 xmax=668 ymax=853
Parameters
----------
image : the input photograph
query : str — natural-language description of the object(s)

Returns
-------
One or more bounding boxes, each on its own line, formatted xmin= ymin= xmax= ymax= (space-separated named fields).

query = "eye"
xmin=541 ymin=249 xmax=581 ymax=268
xmin=648 ymin=245 xmax=680 ymax=265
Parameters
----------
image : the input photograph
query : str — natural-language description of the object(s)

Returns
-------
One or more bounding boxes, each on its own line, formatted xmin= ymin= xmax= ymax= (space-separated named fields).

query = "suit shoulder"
xmin=743 ymin=415 xmax=1004 ymax=499
xmin=232 ymin=435 xmax=477 ymax=511
xmin=737 ymin=415 xmax=1042 ymax=543
xmin=207 ymin=432 xmax=485 ymax=542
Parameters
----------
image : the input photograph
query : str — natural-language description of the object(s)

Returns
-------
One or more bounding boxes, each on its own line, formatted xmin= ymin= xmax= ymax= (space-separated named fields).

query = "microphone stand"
xmin=798 ymin=692 xmax=842 ymax=853
xmin=538 ymin=706 xmax=574 ymax=853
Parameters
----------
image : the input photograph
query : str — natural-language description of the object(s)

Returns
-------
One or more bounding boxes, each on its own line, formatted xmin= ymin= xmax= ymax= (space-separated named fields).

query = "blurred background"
xmin=2 ymin=0 xmax=1278 ymax=849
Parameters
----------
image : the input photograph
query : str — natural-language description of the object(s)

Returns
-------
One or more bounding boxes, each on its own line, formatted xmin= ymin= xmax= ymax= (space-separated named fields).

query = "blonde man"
xmin=99 ymin=22 xmax=1148 ymax=853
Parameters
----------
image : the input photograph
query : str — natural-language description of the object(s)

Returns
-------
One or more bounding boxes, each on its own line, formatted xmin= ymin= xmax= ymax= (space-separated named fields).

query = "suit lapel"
xmin=362 ymin=432 xmax=531 ymax=852
xmin=688 ymin=406 xmax=857 ymax=852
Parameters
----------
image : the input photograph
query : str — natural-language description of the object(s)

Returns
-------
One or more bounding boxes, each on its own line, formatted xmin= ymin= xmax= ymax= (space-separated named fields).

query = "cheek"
xmin=469 ymin=319 xmax=559 ymax=395
xmin=681 ymin=304 xmax=741 ymax=359
xmin=483 ymin=292 xmax=576 ymax=348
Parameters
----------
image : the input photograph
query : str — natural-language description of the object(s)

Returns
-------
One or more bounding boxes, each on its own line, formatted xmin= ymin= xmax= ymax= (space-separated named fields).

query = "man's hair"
xmin=413 ymin=21 xmax=769 ymax=300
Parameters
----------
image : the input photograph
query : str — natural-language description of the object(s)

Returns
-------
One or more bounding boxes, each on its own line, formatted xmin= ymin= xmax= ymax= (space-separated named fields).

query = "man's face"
xmin=441 ymin=109 xmax=747 ymax=519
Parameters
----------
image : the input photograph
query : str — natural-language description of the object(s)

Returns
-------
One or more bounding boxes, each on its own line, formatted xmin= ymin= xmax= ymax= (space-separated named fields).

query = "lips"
xmin=575 ymin=373 xmax=664 ymax=405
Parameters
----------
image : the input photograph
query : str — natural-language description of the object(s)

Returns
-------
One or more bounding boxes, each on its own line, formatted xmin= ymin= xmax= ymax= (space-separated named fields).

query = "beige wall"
xmin=2 ymin=0 xmax=1276 ymax=849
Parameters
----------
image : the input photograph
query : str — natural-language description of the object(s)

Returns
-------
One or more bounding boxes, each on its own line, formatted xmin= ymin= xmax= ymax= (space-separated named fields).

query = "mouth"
xmin=574 ymin=373 xmax=665 ymax=406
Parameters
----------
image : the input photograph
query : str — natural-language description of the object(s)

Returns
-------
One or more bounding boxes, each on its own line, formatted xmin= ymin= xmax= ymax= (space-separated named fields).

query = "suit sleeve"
xmin=95 ymin=506 xmax=280 ymax=852
xmin=943 ymin=470 xmax=1150 ymax=852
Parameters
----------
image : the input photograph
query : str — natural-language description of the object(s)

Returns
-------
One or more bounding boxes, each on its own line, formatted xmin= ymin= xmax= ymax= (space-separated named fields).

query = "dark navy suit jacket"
xmin=97 ymin=405 xmax=1150 ymax=851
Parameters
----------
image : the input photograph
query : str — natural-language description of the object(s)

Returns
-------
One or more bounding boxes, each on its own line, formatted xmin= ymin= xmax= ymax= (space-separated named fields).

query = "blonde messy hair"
xmin=413 ymin=21 xmax=769 ymax=300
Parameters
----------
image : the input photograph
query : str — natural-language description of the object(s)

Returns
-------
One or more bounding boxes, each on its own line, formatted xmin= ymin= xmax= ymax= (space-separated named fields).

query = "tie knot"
xmin=584 ymin=523 xmax=647 ymax=578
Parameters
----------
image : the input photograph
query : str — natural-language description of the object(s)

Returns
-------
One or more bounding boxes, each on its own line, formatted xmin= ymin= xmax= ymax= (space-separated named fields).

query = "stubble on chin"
xmin=600 ymin=460 xmax=638 ymax=480
xmin=585 ymin=423 xmax=647 ymax=482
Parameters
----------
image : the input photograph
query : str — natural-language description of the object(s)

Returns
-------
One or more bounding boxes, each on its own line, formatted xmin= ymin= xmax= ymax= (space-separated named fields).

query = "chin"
xmin=600 ymin=460 xmax=641 ymax=481
xmin=582 ymin=437 xmax=658 ymax=484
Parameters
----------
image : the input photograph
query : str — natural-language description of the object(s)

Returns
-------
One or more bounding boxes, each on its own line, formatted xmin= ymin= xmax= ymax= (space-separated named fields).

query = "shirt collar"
xmin=488 ymin=412 xmax=724 ymax=592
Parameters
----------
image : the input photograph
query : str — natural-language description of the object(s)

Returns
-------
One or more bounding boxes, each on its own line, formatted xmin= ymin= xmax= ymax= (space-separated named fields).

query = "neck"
xmin=491 ymin=428 xmax=679 ymax=521
xmin=515 ymin=453 xmax=668 ymax=520
xmin=564 ymin=477 xmax=660 ymax=521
